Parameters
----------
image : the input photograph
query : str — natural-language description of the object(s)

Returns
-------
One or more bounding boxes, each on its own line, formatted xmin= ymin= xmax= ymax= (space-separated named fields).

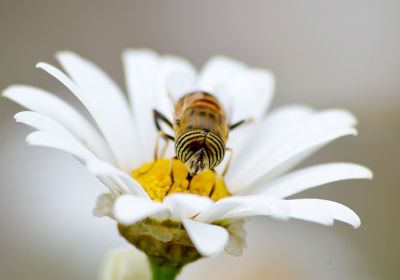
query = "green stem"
xmin=148 ymin=258 xmax=182 ymax=280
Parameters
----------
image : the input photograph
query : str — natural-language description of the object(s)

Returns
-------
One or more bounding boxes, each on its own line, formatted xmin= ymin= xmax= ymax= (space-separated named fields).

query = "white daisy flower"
xmin=3 ymin=50 xmax=372 ymax=268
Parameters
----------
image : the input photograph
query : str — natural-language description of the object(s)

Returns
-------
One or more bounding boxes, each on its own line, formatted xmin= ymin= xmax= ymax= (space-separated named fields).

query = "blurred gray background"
xmin=0 ymin=0 xmax=398 ymax=279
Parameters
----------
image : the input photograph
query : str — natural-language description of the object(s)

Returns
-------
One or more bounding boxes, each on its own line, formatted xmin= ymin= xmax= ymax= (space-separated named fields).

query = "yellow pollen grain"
xmin=131 ymin=159 xmax=229 ymax=202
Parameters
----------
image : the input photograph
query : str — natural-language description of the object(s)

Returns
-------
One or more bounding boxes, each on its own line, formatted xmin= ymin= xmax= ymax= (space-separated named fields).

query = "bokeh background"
xmin=0 ymin=1 xmax=398 ymax=279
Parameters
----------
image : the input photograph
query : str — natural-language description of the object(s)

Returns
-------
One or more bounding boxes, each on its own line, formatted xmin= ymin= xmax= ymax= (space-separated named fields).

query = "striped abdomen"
xmin=175 ymin=129 xmax=225 ymax=174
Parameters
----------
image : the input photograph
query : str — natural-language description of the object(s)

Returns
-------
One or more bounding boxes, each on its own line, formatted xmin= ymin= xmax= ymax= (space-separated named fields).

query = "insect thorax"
xmin=173 ymin=91 xmax=228 ymax=139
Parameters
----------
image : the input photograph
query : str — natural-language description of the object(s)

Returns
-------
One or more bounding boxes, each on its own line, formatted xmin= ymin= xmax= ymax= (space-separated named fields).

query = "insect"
xmin=153 ymin=91 xmax=248 ymax=176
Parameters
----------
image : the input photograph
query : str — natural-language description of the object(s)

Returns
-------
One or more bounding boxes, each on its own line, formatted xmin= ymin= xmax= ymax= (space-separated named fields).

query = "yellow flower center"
xmin=132 ymin=158 xmax=230 ymax=202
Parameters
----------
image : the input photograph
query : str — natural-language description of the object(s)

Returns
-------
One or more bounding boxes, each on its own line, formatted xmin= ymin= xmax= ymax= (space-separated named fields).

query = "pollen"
xmin=131 ymin=158 xmax=230 ymax=202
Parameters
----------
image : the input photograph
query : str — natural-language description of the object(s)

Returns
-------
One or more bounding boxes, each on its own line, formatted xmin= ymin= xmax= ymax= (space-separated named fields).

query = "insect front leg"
xmin=154 ymin=131 xmax=173 ymax=160
xmin=153 ymin=109 xmax=174 ymax=160
xmin=153 ymin=109 xmax=174 ymax=135
xmin=229 ymin=117 xmax=254 ymax=130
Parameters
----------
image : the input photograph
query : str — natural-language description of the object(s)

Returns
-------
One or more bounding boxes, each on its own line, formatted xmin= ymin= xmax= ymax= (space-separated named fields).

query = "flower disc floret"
xmin=132 ymin=158 xmax=230 ymax=202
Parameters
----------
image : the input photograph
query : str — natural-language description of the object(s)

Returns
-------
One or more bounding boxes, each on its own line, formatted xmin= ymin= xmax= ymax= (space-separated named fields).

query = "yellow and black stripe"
xmin=175 ymin=129 xmax=225 ymax=169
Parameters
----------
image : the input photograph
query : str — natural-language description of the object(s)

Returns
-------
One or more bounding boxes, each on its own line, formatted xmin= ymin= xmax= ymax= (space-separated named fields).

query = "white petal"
xmin=199 ymin=56 xmax=274 ymax=123
xmin=15 ymin=113 xmax=134 ymax=197
xmin=26 ymin=130 xmax=96 ymax=162
xmin=229 ymin=69 xmax=275 ymax=123
xmin=215 ymin=197 xmax=360 ymax=228
xmin=251 ymin=145 xmax=322 ymax=189
xmin=229 ymin=109 xmax=358 ymax=193
xmin=315 ymin=199 xmax=361 ymax=228
xmin=38 ymin=55 xmax=137 ymax=171
xmin=285 ymin=199 xmax=334 ymax=226
xmin=26 ymin=130 xmax=126 ymax=194
xmin=15 ymin=111 xmax=109 ymax=165
xmin=86 ymin=160 xmax=150 ymax=199
xmin=2 ymin=85 xmax=113 ymax=161
xmin=218 ymin=196 xmax=290 ymax=221
xmin=195 ymin=196 xmax=246 ymax=223
xmin=18 ymin=114 xmax=128 ymax=195
xmin=224 ymin=221 xmax=247 ymax=256
xmin=123 ymin=49 xmax=196 ymax=162
xmin=93 ymin=193 xmax=116 ymax=218
xmin=122 ymin=49 xmax=159 ymax=162
xmin=163 ymin=193 xmax=213 ymax=220
xmin=227 ymin=105 xmax=314 ymax=184
xmin=182 ymin=219 xmax=229 ymax=257
xmin=15 ymin=111 xmax=77 ymax=137
xmin=160 ymin=55 xmax=197 ymax=103
xmin=286 ymin=199 xmax=361 ymax=228
xmin=16 ymin=111 xmax=102 ymax=162
xmin=97 ymin=176 xmax=129 ymax=196
xmin=113 ymin=195 xmax=168 ymax=226
xmin=212 ymin=196 xmax=350 ymax=227
xmin=199 ymin=55 xmax=246 ymax=94
xmin=224 ymin=120 xmax=259 ymax=168
xmin=55 ymin=51 xmax=138 ymax=170
xmin=253 ymin=163 xmax=373 ymax=198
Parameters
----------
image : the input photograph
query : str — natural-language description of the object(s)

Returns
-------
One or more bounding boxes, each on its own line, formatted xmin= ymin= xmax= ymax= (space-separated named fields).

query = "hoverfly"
xmin=153 ymin=91 xmax=248 ymax=176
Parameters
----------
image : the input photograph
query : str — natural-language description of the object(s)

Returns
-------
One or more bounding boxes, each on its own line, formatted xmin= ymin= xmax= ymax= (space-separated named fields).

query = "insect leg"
xmin=154 ymin=131 xmax=173 ymax=160
xmin=229 ymin=117 xmax=254 ymax=130
xmin=153 ymin=109 xmax=174 ymax=139
xmin=165 ymin=156 xmax=178 ymax=197
xmin=221 ymin=147 xmax=233 ymax=177
xmin=153 ymin=109 xmax=175 ymax=160
xmin=208 ymin=170 xmax=218 ymax=198
xmin=160 ymin=136 xmax=171 ymax=158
